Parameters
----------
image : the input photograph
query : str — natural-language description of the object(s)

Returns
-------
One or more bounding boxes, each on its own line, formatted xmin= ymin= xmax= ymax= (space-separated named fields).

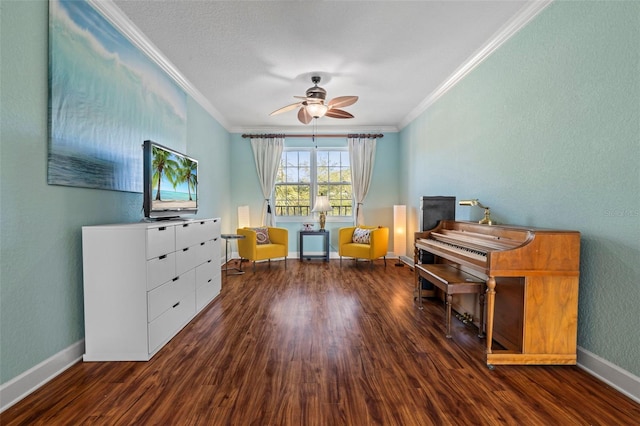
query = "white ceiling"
xmin=110 ymin=0 xmax=548 ymax=133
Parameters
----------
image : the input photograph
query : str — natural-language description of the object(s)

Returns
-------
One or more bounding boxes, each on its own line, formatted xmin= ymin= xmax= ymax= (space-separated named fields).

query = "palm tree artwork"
xmin=176 ymin=156 xmax=198 ymax=201
xmin=151 ymin=146 xmax=197 ymax=208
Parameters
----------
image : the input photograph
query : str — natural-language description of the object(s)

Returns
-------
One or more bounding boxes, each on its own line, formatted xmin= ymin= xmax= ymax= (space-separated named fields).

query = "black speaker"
xmin=420 ymin=196 xmax=456 ymax=232
xmin=418 ymin=196 xmax=456 ymax=293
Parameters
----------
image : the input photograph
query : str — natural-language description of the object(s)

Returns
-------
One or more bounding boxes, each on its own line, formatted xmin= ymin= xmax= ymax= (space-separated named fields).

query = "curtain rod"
xmin=241 ymin=133 xmax=384 ymax=139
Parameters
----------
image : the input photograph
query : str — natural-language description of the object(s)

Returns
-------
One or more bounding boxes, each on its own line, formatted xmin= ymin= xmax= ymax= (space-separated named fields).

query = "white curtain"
xmin=348 ymin=136 xmax=377 ymax=225
xmin=250 ymin=136 xmax=284 ymax=227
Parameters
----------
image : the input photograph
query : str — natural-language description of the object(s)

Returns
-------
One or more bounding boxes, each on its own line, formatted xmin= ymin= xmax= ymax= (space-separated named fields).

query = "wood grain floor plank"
xmin=2 ymin=259 xmax=638 ymax=425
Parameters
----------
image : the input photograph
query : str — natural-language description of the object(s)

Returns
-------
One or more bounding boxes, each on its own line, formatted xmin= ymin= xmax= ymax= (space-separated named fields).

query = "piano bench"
xmin=416 ymin=263 xmax=485 ymax=339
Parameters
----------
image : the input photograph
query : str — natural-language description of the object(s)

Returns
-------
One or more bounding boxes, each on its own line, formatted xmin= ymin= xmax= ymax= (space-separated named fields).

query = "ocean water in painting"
xmin=48 ymin=0 xmax=187 ymax=193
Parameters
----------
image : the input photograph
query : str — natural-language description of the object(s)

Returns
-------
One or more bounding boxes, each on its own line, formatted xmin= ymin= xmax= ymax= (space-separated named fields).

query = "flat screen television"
xmin=143 ymin=140 xmax=198 ymax=219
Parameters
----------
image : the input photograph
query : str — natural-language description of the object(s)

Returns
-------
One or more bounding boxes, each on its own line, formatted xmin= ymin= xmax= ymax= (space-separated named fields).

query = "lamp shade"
xmin=305 ymin=103 xmax=328 ymax=118
xmin=393 ymin=205 xmax=406 ymax=257
xmin=312 ymin=195 xmax=331 ymax=213
xmin=238 ymin=205 xmax=250 ymax=229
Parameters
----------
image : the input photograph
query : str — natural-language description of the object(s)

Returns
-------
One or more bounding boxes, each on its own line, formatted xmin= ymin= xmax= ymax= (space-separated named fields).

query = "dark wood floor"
xmin=3 ymin=259 xmax=639 ymax=425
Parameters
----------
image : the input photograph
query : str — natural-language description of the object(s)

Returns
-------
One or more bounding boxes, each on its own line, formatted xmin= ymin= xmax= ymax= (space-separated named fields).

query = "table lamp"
xmin=311 ymin=195 xmax=331 ymax=231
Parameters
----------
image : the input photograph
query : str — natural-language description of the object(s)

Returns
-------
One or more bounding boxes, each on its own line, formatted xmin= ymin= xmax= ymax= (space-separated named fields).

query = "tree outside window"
xmin=275 ymin=149 xmax=351 ymax=217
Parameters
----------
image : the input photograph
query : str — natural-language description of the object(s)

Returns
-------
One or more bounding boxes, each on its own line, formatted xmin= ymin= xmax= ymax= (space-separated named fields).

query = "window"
xmin=275 ymin=149 xmax=351 ymax=218
xmin=275 ymin=151 xmax=311 ymax=216
xmin=317 ymin=150 xmax=352 ymax=217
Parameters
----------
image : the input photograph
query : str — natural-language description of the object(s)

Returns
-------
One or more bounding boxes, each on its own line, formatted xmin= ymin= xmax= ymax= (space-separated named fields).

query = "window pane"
xmin=317 ymin=166 xmax=328 ymax=183
xmin=299 ymin=151 xmax=310 ymax=165
xmin=328 ymin=151 xmax=340 ymax=166
xmin=342 ymin=169 xmax=351 ymax=183
xmin=317 ymin=151 xmax=328 ymax=166
xmin=300 ymin=166 xmax=310 ymax=183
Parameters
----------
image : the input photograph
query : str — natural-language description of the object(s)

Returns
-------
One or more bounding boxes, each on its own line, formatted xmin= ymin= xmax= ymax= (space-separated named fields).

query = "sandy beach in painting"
xmin=152 ymin=200 xmax=196 ymax=209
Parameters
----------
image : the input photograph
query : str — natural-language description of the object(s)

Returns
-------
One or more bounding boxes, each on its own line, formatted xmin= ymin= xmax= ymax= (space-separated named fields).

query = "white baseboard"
xmin=399 ymin=255 xmax=414 ymax=266
xmin=577 ymin=346 xmax=640 ymax=403
xmin=0 ymin=340 xmax=85 ymax=413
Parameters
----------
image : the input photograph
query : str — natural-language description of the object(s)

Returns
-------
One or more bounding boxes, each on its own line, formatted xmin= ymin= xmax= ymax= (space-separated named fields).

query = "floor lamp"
xmin=238 ymin=205 xmax=250 ymax=229
xmin=393 ymin=205 xmax=406 ymax=266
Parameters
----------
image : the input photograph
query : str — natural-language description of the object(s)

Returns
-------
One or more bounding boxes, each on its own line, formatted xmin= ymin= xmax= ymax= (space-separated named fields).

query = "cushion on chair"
xmin=352 ymin=227 xmax=371 ymax=244
xmin=252 ymin=227 xmax=271 ymax=244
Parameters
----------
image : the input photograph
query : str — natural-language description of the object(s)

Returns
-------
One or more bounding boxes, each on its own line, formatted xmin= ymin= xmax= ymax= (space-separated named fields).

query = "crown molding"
xmin=398 ymin=0 xmax=553 ymax=130
xmin=88 ymin=0 xmax=231 ymax=131
xmin=229 ymin=125 xmax=399 ymax=135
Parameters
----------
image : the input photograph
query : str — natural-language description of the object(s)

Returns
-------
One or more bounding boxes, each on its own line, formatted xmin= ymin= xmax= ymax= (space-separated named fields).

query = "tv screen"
xmin=143 ymin=140 xmax=198 ymax=219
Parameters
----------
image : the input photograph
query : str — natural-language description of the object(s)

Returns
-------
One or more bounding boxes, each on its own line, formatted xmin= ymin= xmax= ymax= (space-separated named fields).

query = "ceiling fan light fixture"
xmin=270 ymin=75 xmax=357 ymax=124
xmin=305 ymin=103 xmax=328 ymax=118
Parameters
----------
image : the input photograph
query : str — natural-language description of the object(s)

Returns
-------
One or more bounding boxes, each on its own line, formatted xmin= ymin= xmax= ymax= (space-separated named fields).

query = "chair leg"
xmin=340 ymin=256 xmax=342 ymax=266
xmin=252 ymin=261 xmax=256 ymax=272
xmin=383 ymin=256 xmax=387 ymax=267
xmin=284 ymin=257 xmax=287 ymax=269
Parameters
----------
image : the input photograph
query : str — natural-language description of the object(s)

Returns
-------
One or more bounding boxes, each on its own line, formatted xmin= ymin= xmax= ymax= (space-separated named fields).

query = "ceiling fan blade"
xmin=328 ymin=96 xmax=358 ymax=109
xmin=270 ymin=102 xmax=303 ymax=116
xmin=298 ymin=106 xmax=313 ymax=124
xmin=325 ymin=108 xmax=354 ymax=119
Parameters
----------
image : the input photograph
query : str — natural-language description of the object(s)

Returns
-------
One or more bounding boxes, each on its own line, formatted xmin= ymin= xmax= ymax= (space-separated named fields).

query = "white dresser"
xmin=82 ymin=218 xmax=221 ymax=361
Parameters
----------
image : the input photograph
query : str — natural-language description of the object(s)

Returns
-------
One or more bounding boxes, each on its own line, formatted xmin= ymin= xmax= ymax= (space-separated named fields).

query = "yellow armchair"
xmin=338 ymin=226 xmax=389 ymax=268
xmin=237 ymin=227 xmax=288 ymax=271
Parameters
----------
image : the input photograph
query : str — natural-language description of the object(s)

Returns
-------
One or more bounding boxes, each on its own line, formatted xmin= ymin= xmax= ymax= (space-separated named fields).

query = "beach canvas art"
xmin=149 ymin=143 xmax=197 ymax=213
xmin=48 ymin=0 xmax=186 ymax=192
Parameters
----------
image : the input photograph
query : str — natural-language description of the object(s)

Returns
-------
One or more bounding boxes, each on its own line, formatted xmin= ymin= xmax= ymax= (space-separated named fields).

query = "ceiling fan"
xmin=270 ymin=76 xmax=358 ymax=125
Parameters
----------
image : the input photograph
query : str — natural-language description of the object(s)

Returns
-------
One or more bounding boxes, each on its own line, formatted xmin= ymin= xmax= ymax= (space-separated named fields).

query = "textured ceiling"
xmin=111 ymin=0 xmax=544 ymax=132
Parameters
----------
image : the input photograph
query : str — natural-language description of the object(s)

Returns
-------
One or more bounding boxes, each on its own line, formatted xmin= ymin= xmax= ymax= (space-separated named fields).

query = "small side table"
xmin=299 ymin=230 xmax=330 ymax=262
xmin=221 ymin=234 xmax=246 ymax=275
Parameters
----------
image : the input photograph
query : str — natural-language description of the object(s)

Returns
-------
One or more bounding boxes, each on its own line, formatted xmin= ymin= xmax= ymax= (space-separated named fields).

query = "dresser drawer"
xmin=196 ymin=239 xmax=215 ymax=265
xmin=148 ymin=289 xmax=195 ymax=353
xmin=195 ymin=260 xmax=216 ymax=287
xmin=146 ymin=225 xmax=176 ymax=259
xmin=176 ymin=241 xmax=212 ymax=275
xmin=176 ymin=220 xmax=215 ymax=250
xmin=147 ymin=252 xmax=176 ymax=291
xmin=147 ymin=269 xmax=195 ymax=322
xmin=196 ymin=261 xmax=220 ymax=311
xmin=196 ymin=280 xmax=218 ymax=311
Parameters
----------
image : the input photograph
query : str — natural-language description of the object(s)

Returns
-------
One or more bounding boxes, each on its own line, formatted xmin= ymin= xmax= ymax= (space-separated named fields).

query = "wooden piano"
xmin=414 ymin=220 xmax=580 ymax=367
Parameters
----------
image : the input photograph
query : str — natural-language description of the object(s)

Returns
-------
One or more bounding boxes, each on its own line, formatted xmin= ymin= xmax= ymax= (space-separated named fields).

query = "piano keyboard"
xmin=417 ymin=238 xmax=487 ymax=262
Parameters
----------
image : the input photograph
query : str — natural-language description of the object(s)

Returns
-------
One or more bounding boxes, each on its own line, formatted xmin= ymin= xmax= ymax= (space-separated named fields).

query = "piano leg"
xmin=445 ymin=293 xmax=453 ymax=338
xmin=485 ymin=277 xmax=496 ymax=356
xmin=478 ymin=291 xmax=485 ymax=338
xmin=417 ymin=274 xmax=424 ymax=310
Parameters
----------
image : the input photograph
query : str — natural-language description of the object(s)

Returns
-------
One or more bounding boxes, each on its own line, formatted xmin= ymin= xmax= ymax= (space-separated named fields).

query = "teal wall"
xmin=0 ymin=0 xmax=231 ymax=384
xmin=230 ymin=132 xmax=400 ymax=253
xmin=400 ymin=1 xmax=639 ymax=376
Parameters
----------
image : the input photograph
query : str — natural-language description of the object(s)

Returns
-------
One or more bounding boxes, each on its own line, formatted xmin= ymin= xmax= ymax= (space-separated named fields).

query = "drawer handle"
xmin=183 ymin=224 xmax=189 ymax=228
xmin=183 ymin=247 xmax=189 ymax=252
xmin=159 ymin=226 xmax=166 ymax=231
xmin=173 ymin=277 xmax=179 ymax=282
xmin=200 ymin=221 xmax=205 ymax=225
xmin=207 ymin=260 xmax=212 ymax=263
xmin=201 ymin=242 xmax=205 ymax=246
xmin=173 ymin=302 xmax=180 ymax=308
xmin=208 ymin=279 xmax=212 ymax=283
xmin=159 ymin=254 xmax=167 ymax=260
